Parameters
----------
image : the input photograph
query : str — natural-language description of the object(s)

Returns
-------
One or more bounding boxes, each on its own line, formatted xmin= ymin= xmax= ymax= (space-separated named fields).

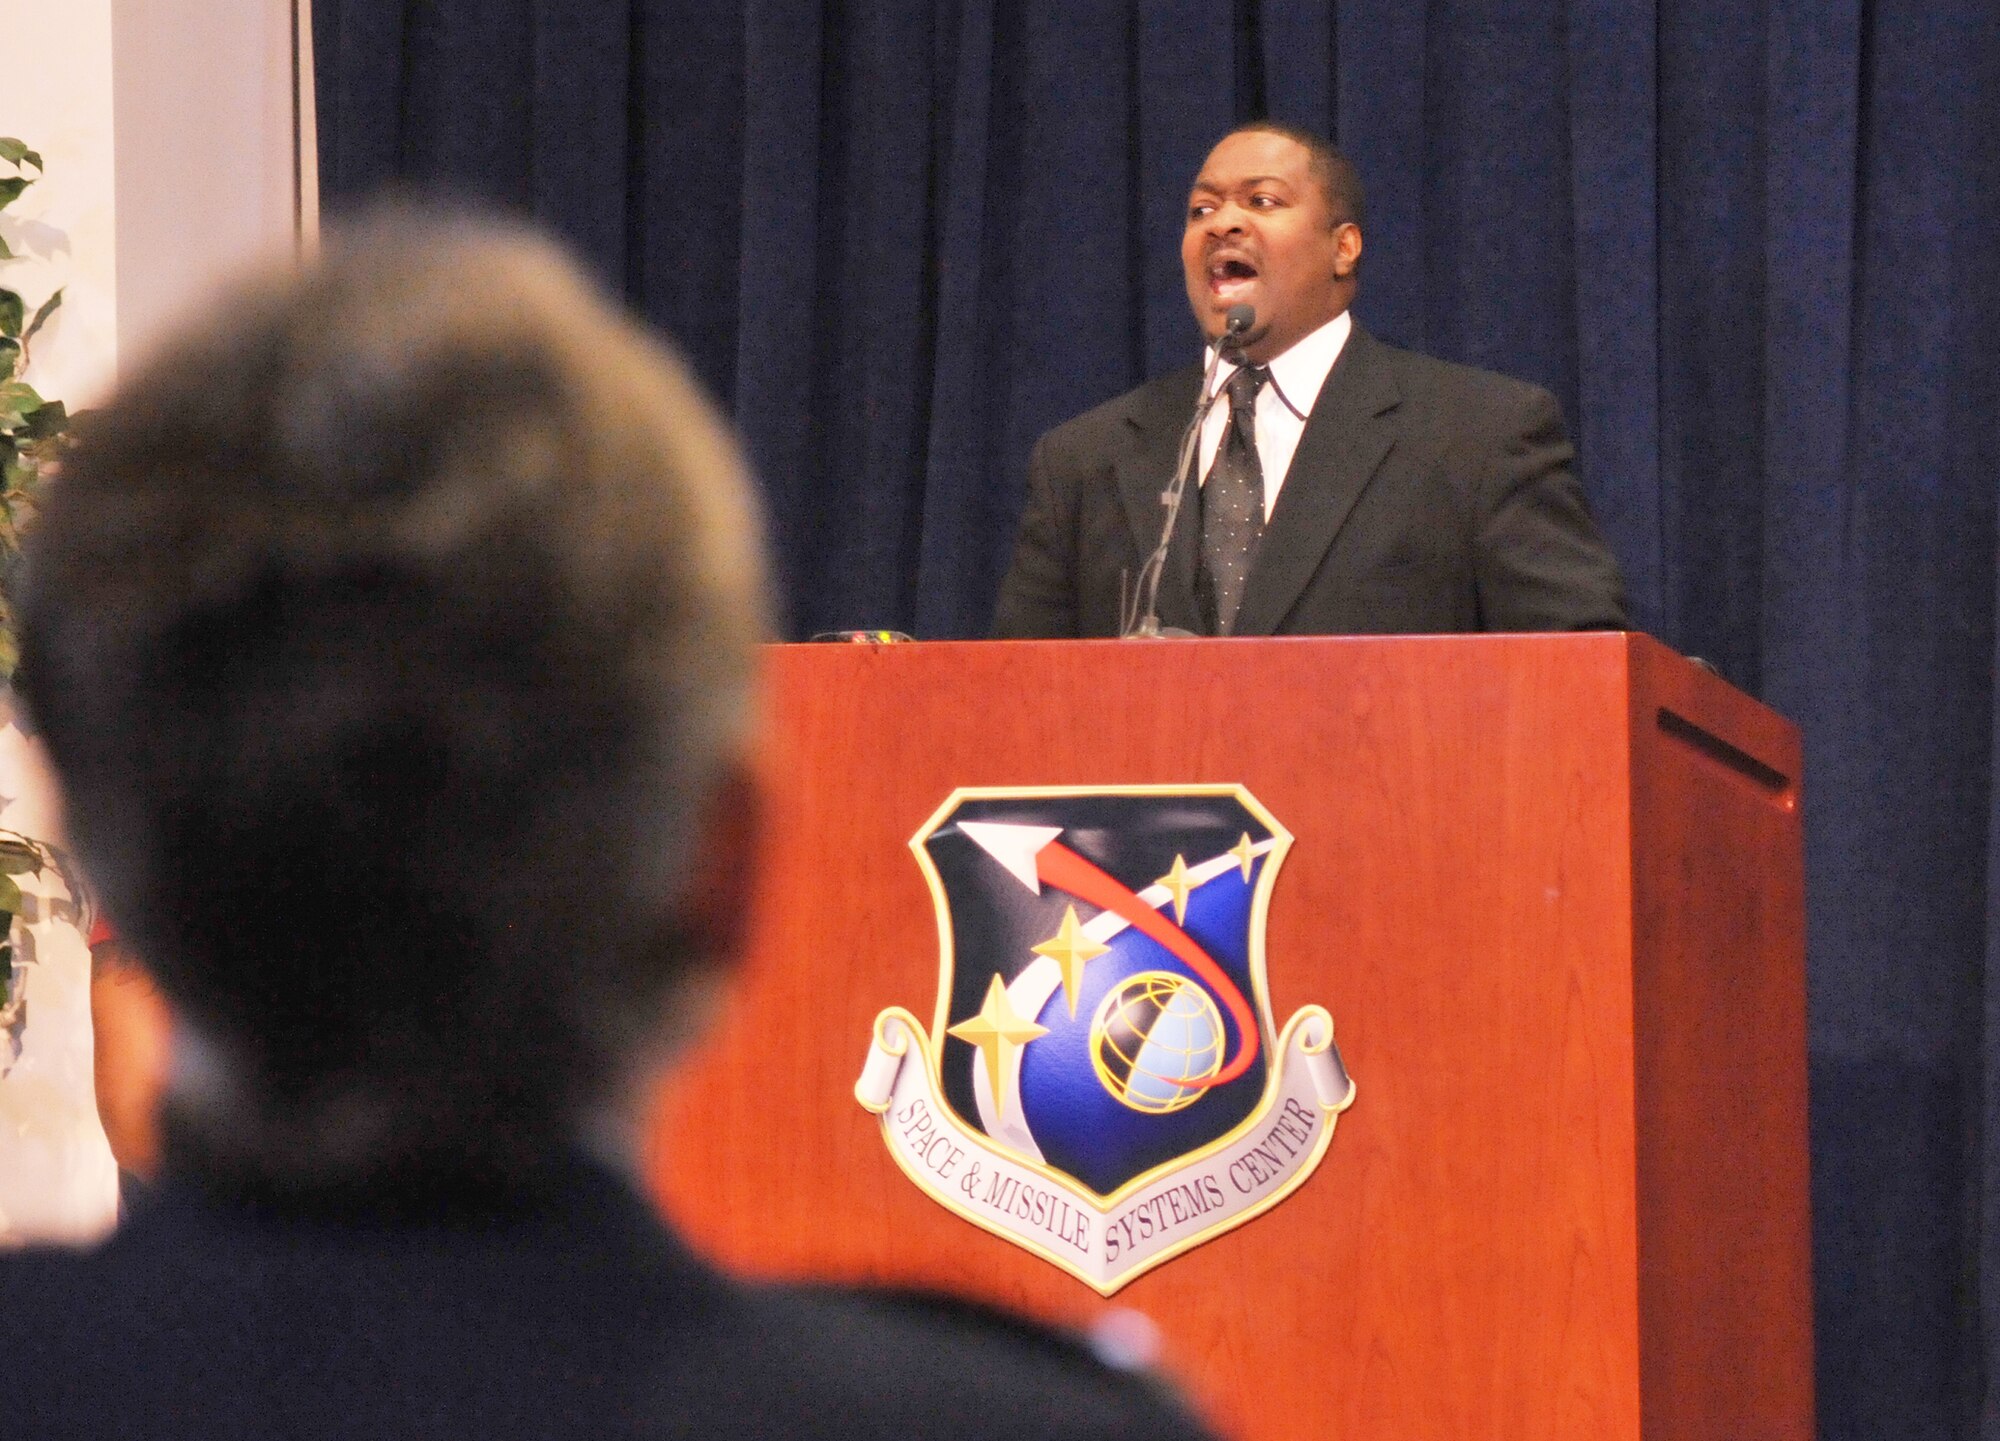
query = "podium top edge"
xmin=768 ymin=630 xmax=1648 ymax=653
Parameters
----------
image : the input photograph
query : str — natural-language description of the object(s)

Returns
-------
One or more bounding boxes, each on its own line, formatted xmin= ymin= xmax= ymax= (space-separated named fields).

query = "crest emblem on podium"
xmin=856 ymin=786 xmax=1355 ymax=1294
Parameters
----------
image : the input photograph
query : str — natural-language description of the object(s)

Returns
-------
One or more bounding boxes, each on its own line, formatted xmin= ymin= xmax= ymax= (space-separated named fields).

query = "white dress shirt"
xmin=1197 ymin=309 xmax=1352 ymax=520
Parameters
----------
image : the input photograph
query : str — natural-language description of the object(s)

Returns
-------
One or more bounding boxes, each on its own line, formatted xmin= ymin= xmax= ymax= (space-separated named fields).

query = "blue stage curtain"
xmin=313 ymin=3 xmax=2000 ymax=1434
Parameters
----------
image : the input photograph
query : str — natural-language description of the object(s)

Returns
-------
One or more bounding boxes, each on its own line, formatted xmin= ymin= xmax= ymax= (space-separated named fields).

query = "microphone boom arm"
xmin=1121 ymin=304 xmax=1255 ymax=639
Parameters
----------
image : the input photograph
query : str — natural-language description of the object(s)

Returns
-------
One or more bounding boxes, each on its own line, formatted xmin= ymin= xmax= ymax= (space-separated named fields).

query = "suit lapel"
xmin=1230 ymin=325 xmax=1402 ymax=636
xmin=1113 ymin=367 xmax=1204 ymax=633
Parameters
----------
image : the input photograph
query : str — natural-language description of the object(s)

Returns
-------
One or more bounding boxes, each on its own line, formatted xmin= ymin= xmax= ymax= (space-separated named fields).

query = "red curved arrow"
xmin=1034 ymin=841 xmax=1260 ymax=1086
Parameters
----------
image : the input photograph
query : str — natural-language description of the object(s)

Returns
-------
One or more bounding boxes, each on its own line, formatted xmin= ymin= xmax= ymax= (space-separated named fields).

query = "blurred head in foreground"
xmin=17 ymin=212 xmax=769 ymax=1206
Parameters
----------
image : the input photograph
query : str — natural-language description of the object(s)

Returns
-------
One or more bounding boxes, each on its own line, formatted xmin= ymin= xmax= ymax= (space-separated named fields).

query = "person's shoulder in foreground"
xmin=0 ymin=1157 xmax=1210 ymax=1441
xmin=2 ymin=209 xmax=1217 ymax=1441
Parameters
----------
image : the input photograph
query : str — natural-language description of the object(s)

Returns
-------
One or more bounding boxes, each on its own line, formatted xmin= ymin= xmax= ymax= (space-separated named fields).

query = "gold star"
xmin=948 ymin=974 xmax=1048 ymax=1115
xmin=1031 ymin=905 xmax=1111 ymax=1017
xmin=1231 ymin=832 xmax=1258 ymax=881
xmin=1155 ymin=854 xmax=1195 ymax=925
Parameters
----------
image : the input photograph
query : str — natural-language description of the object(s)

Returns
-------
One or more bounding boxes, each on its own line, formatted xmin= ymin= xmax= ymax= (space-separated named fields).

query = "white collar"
xmin=1206 ymin=308 xmax=1353 ymax=416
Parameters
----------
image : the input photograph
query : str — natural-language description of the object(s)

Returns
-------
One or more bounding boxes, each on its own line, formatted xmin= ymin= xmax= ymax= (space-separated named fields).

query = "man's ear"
xmin=675 ymin=759 xmax=763 ymax=970
xmin=631 ymin=760 xmax=764 ymax=1072
xmin=1334 ymin=222 xmax=1363 ymax=281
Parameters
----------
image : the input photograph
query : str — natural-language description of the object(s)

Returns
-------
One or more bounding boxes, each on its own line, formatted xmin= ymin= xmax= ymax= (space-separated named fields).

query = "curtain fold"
xmin=314 ymin=3 xmax=2000 ymax=1433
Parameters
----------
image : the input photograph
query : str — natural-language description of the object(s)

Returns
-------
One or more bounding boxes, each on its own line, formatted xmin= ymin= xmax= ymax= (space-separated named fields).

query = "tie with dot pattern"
xmin=1197 ymin=364 xmax=1269 ymax=635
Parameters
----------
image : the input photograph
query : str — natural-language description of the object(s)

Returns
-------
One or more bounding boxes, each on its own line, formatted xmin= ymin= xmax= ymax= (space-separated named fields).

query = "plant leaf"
xmin=0 ymin=337 xmax=17 ymax=382
xmin=0 ymin=381 xmax=41 ymax=419
xmin=23 ymin=289 xmax=61 ymax=344
xmin=0 ymin=839 xmax=44 ymax=874
xmin=23 ymin=398 xmax=65 ymax=441
xmin=0 ymin=139 xmax=38 ymax=171
xmin=0 ymin=234 xmax=11 ymax=261
xmin=0 ymin=177 xmax=27 ymax=213
xmin=0 ymin=290 xmax=20 ymax=337
xmin=0 ymin=873 xmax=24 ymax=916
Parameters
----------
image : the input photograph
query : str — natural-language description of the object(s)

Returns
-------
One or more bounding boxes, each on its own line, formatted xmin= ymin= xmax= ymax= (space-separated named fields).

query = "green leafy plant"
xmin=0 ymin=829 xmax=55 ymax=1064
xmin=0 ymin=140 xmax=67 ymax=1033
xmin=0 ymin=136 xmax=70 ymax=679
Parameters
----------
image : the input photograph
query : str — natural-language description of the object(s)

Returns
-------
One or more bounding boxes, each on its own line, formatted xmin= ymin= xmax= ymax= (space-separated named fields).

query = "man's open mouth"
xmin=1208 ymin=257 xmax=1259 ymax=295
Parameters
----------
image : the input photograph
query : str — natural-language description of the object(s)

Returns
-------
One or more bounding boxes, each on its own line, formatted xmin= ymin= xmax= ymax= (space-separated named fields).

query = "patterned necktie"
xmin=1197 ymin=365 xmax=1269 ymax=635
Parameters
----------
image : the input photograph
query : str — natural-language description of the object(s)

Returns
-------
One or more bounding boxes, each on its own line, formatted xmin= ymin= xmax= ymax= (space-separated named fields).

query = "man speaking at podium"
xmin=991 ymin=124 xmax=1627 ymax=639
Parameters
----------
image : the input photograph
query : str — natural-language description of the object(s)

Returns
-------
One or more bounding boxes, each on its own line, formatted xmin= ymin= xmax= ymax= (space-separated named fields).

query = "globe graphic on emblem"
xmin=1088 ymin=970 xmax=1226 ymax=1114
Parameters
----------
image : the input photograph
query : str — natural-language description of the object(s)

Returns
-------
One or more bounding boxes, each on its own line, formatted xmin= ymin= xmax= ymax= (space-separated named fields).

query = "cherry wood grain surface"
xmin=643 ymin=634 xmax=1809 ymax=1441
xmin=1627 ymin=638 xmax=1814 ymax=1439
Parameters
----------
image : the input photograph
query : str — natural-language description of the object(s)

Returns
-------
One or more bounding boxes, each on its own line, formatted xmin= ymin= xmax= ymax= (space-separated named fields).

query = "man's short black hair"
xmin=1224 ymin=121 xmax=1366 ymax=229
xmin=17 ymin=211 xmax=769 ymax=1202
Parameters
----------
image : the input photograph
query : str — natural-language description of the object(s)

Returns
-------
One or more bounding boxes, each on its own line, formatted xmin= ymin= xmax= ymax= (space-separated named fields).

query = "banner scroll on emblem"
xmin=855 ymin=786 xmax=1356 ymax=1295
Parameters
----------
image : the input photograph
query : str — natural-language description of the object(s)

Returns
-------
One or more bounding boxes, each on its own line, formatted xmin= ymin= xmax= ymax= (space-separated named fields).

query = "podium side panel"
xmin=1627 ymin=636 xmax=1814 ymax=1439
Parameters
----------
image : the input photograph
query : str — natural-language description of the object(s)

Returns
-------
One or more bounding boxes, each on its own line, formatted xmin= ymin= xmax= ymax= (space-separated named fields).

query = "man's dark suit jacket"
xmin=992 ymin=324 xmax=1627 ymax=638
xmin=0 ymin=1158 xmax=1213 ymax=1441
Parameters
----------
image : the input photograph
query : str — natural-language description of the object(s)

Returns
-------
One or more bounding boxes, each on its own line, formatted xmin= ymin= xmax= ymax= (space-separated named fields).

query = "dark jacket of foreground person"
xmin=2 ymin=1156 xmax=1205 ymax=1440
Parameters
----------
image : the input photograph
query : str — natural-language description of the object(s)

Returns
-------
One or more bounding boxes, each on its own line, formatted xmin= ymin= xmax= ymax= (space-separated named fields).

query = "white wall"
xmin=0 ymin=0 xmax=311 ymax=1245
xmin=0 ymin=0 xmax=310 ymax=400
xmin=0 ymin=0 xmax=125 ymax=1248
xmin=0 ymin=0 xmax=123 ymax=409
xmin=111 ymin=0 xmax=310 ymax=369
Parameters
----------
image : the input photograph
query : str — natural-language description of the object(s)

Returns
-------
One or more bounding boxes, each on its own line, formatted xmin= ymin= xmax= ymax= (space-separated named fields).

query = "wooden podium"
xmin=645 ymin=633 xmax=1812 ymax=1440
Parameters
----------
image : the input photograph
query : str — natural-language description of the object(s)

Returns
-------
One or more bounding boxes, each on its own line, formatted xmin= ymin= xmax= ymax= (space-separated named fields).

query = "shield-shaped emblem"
xmin=856 ymin=785 xmax=1355 ymax=1294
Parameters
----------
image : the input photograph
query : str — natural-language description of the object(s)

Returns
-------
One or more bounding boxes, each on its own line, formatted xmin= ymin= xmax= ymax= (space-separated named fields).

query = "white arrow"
xmin=956 ymin=821 xmax=1062 ymax=893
